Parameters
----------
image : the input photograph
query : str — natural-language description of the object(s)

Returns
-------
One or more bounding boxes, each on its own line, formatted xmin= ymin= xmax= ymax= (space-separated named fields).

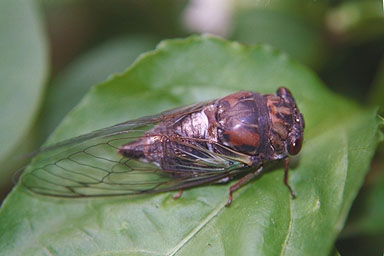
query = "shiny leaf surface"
xmin=0 ymin=35 xmax=381 ymax=255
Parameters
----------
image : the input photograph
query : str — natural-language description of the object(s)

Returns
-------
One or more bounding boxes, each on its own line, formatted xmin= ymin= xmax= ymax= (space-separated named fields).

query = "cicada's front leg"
xmin=172 ymin=189 xmax=184 ymax=199
xmin=283 ymin=157 xmax=296 ymax=199
xmin=226 ymin=165 xmax=264 ymax=207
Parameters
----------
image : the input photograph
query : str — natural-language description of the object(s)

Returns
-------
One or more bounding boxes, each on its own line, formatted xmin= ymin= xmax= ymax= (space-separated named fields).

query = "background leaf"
xmin=0 ymin=36 xmax=381 ymax=255
xmin=0 ymin=0 xmax=48 ymax=190
xmin=231 ymin=7 xmax=327 ymax=69
xmin=38 ymin=35 xmax=158 ymax=143
xmin=369 ymin=56 xmax=384 ymax=107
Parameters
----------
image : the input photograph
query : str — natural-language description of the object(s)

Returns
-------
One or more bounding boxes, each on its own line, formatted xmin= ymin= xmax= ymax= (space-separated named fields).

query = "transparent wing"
xmin=29 ymin=100 xmax=211 ymax=156
xmin=21 ymin=134 xmax=250 ymax=197
xmin=20 ymin=102 xmax=251 ymax=198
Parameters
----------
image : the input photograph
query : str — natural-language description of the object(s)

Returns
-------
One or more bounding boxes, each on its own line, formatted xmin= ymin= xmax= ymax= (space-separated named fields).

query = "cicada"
xmin=21 ymin=87 xmax=304 ymax=206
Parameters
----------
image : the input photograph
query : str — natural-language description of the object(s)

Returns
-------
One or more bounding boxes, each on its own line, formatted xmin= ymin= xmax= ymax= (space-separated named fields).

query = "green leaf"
xmin=0 ymin=0 xmax=48 ymax=185
xmin=38 ymin=35 xmax=157 ymax=142
xmin=345 ymin=170 xmax=384 ymax=236
xmin=231 ymin=7 xmax=327 ymax=69
xmin=369 ymin=56 xmax=384 ymax=107
xmin=0 ymin=35 xmax=380 ymax=255
xmin=340 ymin=120 xmax=384 ymax=238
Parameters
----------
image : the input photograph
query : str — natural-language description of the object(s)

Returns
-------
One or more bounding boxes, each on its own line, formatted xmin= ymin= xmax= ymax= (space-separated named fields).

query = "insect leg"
xmin=284 ymin=157 xmax=296 ymax=199
xmin=173 ymin=189 xmax=183 ymax=199
xmin=226 ymin=166 xmax=263 ymax=207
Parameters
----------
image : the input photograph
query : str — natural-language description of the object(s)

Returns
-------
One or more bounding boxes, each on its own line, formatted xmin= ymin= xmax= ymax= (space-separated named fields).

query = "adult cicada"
xmin=21 ymin=87 xmax=304 ymax=206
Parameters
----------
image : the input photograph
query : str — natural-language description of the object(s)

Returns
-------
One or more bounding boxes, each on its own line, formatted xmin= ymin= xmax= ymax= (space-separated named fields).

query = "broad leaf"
xmin=0 ymin=35 xmax=380 ymax=255
xmin=38 ymin=35 xmax=157 ymax=142
xmin=0 ymin=0 xmax=48 ymax=187
xmin=232 ymin=7 xmax=327 ymax=68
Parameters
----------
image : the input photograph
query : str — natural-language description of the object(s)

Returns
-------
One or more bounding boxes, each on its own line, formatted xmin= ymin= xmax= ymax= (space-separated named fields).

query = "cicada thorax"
xmin=214 ymin=91 xmax=271 ymax=157
xmin=213 ymin=88 xmax=304 ymax=161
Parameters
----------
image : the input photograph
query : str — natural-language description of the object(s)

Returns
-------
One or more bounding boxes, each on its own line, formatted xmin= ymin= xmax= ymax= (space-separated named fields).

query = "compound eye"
xmin=288 ymin=137 xmax=302 ymax=155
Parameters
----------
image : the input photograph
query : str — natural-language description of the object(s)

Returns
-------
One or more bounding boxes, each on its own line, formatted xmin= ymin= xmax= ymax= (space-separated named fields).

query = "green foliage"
xmin=369 ymin=57 xmax=384 ymax=107
xmin=232 ymin=8 xmax=326 ymax=69
xmin=0 ymin=0 xmax=48 ymax=186
xmin=38 ymin=35 xmax=158 ymax=142
xmin=0 ymin=35 xmax=381 ymax=255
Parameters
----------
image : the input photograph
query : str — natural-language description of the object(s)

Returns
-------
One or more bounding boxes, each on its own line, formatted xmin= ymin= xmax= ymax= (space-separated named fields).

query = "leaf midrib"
xmin=166 ymin=201 xmax=227 ymax=256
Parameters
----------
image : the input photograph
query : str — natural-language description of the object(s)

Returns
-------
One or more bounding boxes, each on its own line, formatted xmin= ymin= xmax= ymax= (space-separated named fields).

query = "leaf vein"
xmin=280 ymin=195 xmax=294 ymax=256
xmin=167 ymin=201 xmax=226 ymax=256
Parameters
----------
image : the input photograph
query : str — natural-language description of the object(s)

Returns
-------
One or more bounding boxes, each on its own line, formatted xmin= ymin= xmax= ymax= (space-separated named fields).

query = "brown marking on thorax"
xmin=222 ymin=127 xmax=260 ymax=148
xmin=265 ymin=95 xmax=292 ymax=140
xmin=220 ymin=91 xmax=254 ymax=108
xmin=215 ymin=91 xmax=264 ymax=154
